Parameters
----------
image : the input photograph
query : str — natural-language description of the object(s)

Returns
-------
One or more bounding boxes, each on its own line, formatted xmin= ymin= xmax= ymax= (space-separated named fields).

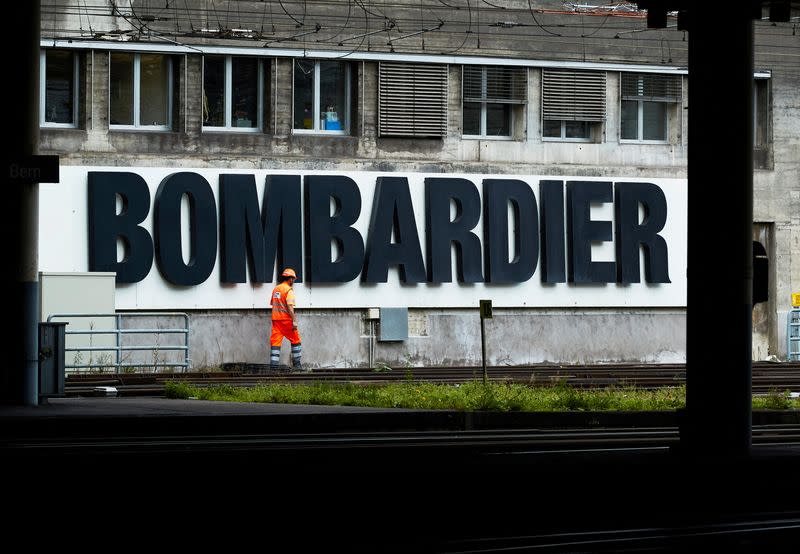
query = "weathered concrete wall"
xmin=41 ymin=55 xmax=689 ymax=172
xmin=753 ymin=52 xmax=800 ymax=359
xmin=37 ymin=2 xmax=799 ymax=366
xmin=42 ymin=1 xmax=692 ymax=67
xmin=178 ymin=309 xmax=685 ymax=370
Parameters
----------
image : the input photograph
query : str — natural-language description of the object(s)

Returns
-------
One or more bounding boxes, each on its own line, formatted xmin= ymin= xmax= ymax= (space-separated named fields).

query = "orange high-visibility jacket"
xmin=270 ymin=282 xmax=296 ymax=321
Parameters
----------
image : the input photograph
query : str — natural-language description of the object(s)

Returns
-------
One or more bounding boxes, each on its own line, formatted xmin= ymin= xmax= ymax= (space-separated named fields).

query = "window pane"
xmin=140 ymin=54 xmax=169 ymax=126
xmin=754 ymin=80 xmax=769 ymax=148
xmin=319 ymin=61 xmax=346 ymax=131
xmin=565 ymin=121 xmax=589 ymax=139
xmin=45 ymin=50 xmax=74 ymax=124
xmin=294 ymin=60 xmax=314 ymax=129
xmin=110 ymin=53 xmax=134 ymax=125
xmin=620 ymin=100 xmax=639 ymax=140
xmin=642 ymin=101 xmax=666 ymax=141
xmin=463 ymin=103 xmax=481 ymax=135
xmin=232 ymin=57 xmax=258 ymax=128
xmin=486 ymin=103 xmax=510 ymax=136
xmin=543 ymin=120 xmax=561 ymax=138
xmin=203 ymin=56 xmax=225 ymax=127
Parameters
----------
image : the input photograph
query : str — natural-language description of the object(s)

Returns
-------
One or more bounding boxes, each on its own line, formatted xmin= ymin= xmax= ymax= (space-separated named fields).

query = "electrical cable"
xmin=35 ymin=0 xmax=800 ymax=72
xmin=528 ymin=0 xmax=562 ymax=36
xmin=279 ymin=0 xmax=305 ymax=27
xmin=324 ymin=0 xmax=354 ymax=42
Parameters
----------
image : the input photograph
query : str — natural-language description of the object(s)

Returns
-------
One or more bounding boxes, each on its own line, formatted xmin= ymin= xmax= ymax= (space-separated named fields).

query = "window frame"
xmin=753 ymin=76 xmax=771 ymax=149
xmin=40 ymin=49 xmax=79 ymax=129
xmin=753 ymin=75 xmax=772 ymax=170
xmin=620 ymin=99 xmax=668 ymax=144
xmin=541 ymin=120 xmax=593 ymax=142
xmin=619 ymin=73 xmax=677 ymax=145
xmin=202 ymin=55 xmax=264 ymax=133
xmin=462 ymin=66 xmax=515 ymax=141
xmin=540 ymin=69 xmax=605 ymax=143
xmin=292 ymin=60 xmax=351 ymax=136
xmin=108 ymin=52 xmax=173 ymax=132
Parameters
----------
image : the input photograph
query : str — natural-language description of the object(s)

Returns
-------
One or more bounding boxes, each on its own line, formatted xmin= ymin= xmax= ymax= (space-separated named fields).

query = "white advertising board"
xmin=39 ymin=166 xmax=687 ymax=309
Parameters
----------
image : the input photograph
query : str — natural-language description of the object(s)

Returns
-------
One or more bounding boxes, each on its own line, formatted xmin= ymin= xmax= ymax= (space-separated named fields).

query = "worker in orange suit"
xmin=270 ymin=268 xmax=307 ymax=372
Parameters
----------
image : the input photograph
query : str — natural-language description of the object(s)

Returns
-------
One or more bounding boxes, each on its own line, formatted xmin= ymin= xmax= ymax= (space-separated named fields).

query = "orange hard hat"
xmin=281 ymin=268 xmax=297 ymax=278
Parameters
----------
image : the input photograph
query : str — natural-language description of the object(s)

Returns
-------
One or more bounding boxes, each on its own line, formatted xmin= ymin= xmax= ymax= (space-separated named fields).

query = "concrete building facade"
xmin=37 ymin=1 xmax=800 ymax=369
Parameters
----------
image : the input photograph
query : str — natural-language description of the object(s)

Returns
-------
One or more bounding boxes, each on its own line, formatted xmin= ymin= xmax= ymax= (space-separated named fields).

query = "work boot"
xmin=292 ymin=364 xmax=311 ymax=373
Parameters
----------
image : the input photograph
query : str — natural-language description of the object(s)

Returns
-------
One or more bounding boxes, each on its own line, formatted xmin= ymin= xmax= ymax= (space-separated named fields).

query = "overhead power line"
xmin=37 ymin=0 xmax=799 ymax=70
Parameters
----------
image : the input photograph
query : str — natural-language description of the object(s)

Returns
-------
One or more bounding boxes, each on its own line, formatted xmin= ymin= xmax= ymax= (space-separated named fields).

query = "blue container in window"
xmin=323 ymin=110 xmax=341 ymax=131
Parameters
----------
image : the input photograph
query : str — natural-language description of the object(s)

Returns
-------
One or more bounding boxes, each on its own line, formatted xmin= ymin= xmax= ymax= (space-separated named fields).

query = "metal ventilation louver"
xmin=379 ymin=62 xmax=448 ymax=138
xmin=621 ymin=72 xmax=681 ymax=102
xmin=542 ymin=69 xmax=607 ymax=122
xmin=463 ymin=66 xmax=527 ymax=104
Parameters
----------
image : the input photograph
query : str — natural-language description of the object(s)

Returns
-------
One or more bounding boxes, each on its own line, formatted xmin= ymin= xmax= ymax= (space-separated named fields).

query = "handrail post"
xmin=183 ymin=314 xmax=189 ymax=373
xmin=116 ymin=313 xmax=121 ymax=372
xmin=48 ymin=312 xmax=190 ymax=373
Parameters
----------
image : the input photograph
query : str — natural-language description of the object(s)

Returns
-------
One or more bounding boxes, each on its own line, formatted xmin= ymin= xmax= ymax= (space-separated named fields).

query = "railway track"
xmin=7 ymin=425 xmax=800 ymax=458
xmin=63 ymin=361 xmax=800 ymax=397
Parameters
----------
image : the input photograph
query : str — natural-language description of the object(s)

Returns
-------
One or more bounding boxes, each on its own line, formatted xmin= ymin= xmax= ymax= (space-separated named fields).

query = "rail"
xmin=46 ymin=312 xmax=190 ymax=373
xmin=62 ymin=362 xmax=800 ymax=397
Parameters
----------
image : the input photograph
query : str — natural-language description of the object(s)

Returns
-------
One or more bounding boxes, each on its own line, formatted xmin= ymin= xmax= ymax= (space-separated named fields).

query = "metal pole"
xmin=684 ymin=6 xmax=754 ymax=454
xmin=183 ymin=314 xmax=189 ymax=372
xmin=116 ymin=314 xmax=121 ymax=372
xmin=481 ymin=317 xmax=487 ymax=385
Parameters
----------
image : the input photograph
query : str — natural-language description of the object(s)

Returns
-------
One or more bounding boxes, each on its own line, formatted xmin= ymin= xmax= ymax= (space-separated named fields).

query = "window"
xmin=620 ymin=73 xmax=680 ymax=142
xmin=462 ymin=66 xmax=526 ymax=139
xmin=754 ymin=76 xmax=771 ymax=169
xmin=293 ymin=60 xmax=350 ymax=134
xmin=40 ymin=49 xmax=79 ymax=127
xmin=541 ymin=69 xmax=606 ymax=141
xmin=203 ymin=56 xmax=263 ymax=131
xmin=379 ymin=62 xmax=447 ymax=138
xmin=110 ymin=53 xmax=172 ymax=130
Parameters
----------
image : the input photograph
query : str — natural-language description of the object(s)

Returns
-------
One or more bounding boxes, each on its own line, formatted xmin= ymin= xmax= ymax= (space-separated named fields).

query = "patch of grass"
xmin=165 ymin=381 xmax=800 ymax=411
xmin=754 ymin=389 xmax=795 ymax=410
xmin=164 ymin=381 xmax=707 ymax=411
xmin=164 ymin=381 xmax=194 ymax=399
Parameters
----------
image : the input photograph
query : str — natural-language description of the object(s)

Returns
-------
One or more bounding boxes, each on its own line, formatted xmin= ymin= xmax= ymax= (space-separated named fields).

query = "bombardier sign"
xmin=39 ymin=167 xmax=687 ymax=309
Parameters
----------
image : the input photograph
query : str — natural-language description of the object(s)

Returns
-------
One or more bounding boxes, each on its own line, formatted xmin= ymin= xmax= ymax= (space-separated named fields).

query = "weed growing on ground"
xmin=754 ymin=388 xmax=793 ymax=410
xmin=163 ymin=381 xmax=799 ymax=412
xmin=165 ymin=381 xmax=669 ymax=411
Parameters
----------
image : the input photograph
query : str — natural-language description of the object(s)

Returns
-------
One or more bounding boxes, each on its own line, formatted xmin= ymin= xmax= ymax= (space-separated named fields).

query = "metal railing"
xmin=46 ymin=312 xmax=190 ymax=372
xmin=789 ymin=308 xmax=800 ymax=362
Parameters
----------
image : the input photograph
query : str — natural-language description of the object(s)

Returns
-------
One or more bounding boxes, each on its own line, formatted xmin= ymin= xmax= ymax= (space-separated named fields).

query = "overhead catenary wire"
xmin=80 ymin=0 xmax=94 ymax=36
xmin=36 ymin=1 xmax=800 ymax=71
xmin=438 ymin=0 xmax=471 ymax=54
xmin=278 ymin=0 xmax=306 ymax=27
xmin=40 ymin=2 xmax=798 ymax=34
xmin=528 ymin=0 xmax=562 ymax=36
xmin=183 ymin=0 xmax=195 ymax=32
xmin=335 ymin=0 xmax=369 ymax=56
xmin=324 ymin=0 xmax=354 ymax=42
xmin=39 ymin=1 xmax=659 ymax=34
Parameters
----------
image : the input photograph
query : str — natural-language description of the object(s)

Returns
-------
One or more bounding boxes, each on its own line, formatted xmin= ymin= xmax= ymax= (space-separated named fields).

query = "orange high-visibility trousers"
xmin=270 ymin=319 xmax=301 ymax=347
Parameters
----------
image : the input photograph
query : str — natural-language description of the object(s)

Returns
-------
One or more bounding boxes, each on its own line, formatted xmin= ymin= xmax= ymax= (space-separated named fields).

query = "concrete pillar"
xmin=684 ymin=6 xmax=754 ymax=453
xmin=5 ymin=2 xmax=40 ymax=405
